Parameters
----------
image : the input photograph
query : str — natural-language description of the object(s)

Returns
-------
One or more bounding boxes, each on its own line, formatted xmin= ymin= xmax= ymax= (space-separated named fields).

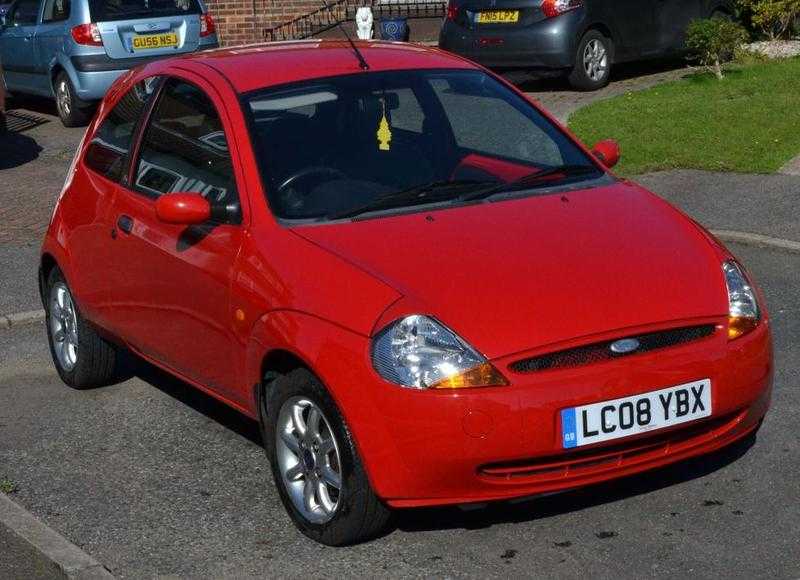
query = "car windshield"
xmin=88 ymin=0 xmax=200 ymax=21
xmin=244 ymin=69 xmax=605 ymax=221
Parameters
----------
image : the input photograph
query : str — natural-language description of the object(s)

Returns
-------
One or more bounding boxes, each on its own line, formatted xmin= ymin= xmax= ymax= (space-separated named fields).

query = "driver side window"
xmin=9 ymin=0 xmax=40 ymax=25
xmin=133 ymin=78 xmax=238 ymax=206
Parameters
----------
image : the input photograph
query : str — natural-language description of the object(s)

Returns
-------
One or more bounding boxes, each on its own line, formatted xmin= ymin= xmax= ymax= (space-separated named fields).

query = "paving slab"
xmin=1 ymin=243 xmax=798 ymax=579
xmin=639 ymin=170 xmax=800 ymax=244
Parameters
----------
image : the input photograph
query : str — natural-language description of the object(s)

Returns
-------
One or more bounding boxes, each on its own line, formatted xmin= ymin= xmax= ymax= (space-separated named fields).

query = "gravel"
xmin=743 ymin=40 xmax=800 ymax=59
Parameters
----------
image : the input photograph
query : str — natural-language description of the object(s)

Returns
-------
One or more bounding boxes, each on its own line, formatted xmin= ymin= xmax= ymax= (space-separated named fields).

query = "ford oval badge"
xmin=610 ymin=338 xmax=640 ymax=354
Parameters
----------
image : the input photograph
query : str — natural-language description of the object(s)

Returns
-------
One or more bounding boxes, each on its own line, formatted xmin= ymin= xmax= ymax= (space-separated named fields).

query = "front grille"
xmin=509 ymin=324 xmax=716 ymax=374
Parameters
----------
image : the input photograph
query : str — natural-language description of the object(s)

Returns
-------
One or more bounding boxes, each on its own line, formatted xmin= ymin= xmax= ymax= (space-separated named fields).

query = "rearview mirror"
xmin=591 ymin=139 xmax=621 ymax=169
xmin=155 ymin=193 xmax=211 ymax=225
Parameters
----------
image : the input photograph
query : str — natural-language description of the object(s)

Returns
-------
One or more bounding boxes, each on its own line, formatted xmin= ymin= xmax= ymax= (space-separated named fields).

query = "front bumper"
xmin=438 ymin=10 xmax=584 ymax=69
xmin=332 ymin=318 xmax=772 ymax=508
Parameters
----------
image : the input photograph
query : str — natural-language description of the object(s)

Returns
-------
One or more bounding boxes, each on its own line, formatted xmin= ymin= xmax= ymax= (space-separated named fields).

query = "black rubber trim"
xmin=71 ymin=45 xmax=219 ymax=73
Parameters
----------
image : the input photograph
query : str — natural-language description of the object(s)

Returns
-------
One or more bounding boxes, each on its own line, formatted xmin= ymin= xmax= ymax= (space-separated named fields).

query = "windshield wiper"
xmin=459 ymin=164 xmax=600 ymax=202
xmin=327 ymin=179 xmax=492 ymax=220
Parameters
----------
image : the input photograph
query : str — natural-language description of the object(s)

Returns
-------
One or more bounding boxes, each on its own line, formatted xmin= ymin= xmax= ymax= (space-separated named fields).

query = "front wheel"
xmin=262 ymin=369 xmax=392 ymax=545
xmin=54 ymin=72 xmax=94 ymax=127
xmin=568 ymin=30 xmax=613 ymax=91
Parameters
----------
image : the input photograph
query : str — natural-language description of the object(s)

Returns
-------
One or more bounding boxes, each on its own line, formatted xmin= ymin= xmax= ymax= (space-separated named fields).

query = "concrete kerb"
xmin=0 ymin=494 xmax=114 ymax=579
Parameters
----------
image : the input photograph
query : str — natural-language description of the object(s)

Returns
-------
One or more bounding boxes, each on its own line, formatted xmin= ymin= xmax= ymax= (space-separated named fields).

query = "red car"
xmin=40 ymin=40 xmax=772 ymax=546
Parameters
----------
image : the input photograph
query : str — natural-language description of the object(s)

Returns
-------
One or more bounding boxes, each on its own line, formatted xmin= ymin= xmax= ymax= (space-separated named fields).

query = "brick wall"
xmin=207 ymin=0 xmax=324 ymax=46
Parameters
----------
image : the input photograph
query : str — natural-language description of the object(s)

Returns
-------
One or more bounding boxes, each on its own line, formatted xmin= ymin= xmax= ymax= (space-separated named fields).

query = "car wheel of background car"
xmin=45 ymin=267 xmax=120 ymax=389
xmin=262 ymin=368 xmax=392 ymax=545
xmin=569 ymin=30 xmax=613 ymax=91
xmin=54 ymin=72 xmax=94 ymax=127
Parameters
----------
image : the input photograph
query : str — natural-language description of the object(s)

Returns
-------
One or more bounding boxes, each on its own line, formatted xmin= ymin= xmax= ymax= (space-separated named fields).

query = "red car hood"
xmin=294 ymin=182 xmax=728 ymax=359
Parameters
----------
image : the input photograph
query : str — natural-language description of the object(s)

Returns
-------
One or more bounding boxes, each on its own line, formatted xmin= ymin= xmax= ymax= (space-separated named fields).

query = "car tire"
xmin=262 ymin=368 xmax=392 ymax=546
xmin=54 ymin=72 xmax=94 ymax=128
xmin=45 ymin=267 xmax=120 ymax=389
xmin=568 ymin=30 xmax=613 ymax=91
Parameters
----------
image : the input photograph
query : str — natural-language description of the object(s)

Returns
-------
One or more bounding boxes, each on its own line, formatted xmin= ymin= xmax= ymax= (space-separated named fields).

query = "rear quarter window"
xmin=84 ymin=77 xmax=160 ymax=182
xmin=89 ymin=0 xmax=200 ymax=22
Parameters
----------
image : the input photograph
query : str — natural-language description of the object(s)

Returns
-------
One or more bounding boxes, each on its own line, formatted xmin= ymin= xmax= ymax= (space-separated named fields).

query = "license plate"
xmin=132 ymin=32 xmax=178 ymax=50
xmin=476 ymin=10 xmax=519 ymax=24
xmin=561 ymin=379 xmax=712 ymax=449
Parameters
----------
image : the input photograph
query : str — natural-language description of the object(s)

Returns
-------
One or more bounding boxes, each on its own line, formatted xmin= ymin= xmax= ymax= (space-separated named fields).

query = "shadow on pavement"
xmin=509 ymin=57 xmax=689 ymax=92
xmin=0 ymin=131 xmax=43 ymax=170
xmin=128 ymin=350 xmax=757 ymax=536
xmin=6 ymin=94 xmax=60 ymax=120
xmin=132 ymin=356 xmax=263 ymax=446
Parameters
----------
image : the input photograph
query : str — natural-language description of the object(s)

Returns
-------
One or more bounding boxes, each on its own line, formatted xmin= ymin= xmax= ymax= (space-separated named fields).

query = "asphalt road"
xmin=1 ymin=241 xmax=798 ymax=579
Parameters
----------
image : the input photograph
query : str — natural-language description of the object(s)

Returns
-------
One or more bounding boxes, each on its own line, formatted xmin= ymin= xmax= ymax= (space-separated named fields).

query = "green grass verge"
xmin=568 ymin=57 xmax=800 ymax=176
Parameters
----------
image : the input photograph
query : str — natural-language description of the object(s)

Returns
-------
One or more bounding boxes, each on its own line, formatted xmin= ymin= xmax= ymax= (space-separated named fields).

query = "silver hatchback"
xmin=0 ymin=0 xmax=218 ymax=126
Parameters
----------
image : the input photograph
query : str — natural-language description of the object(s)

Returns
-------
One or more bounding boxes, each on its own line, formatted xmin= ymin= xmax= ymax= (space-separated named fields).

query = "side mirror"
xmin=591 ymin=139 xmax=621 ymax=169
xmin=155 ymin=193 xmax=211 ymax=225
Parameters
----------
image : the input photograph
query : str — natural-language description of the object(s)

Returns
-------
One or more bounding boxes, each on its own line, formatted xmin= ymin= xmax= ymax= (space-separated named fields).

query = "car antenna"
xmin=319 ymin=0 xmax=370 ymax=70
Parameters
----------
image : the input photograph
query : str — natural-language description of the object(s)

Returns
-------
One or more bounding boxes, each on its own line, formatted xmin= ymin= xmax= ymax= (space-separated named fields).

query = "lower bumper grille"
xmin=479 ymin=411 xmax=743 ymax=483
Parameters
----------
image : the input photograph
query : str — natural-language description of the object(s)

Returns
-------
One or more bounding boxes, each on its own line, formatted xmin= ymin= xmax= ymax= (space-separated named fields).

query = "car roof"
xmin=174 ymin=39 xmax=478 ymax=94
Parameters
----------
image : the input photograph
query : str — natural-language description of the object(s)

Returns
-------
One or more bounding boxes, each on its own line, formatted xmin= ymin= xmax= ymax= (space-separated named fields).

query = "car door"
xmin=0 ymin=0 xmax=45 ymax=94
xmin=653 ymin=0 xmax=704 ymax=52
xmin=71 ymin=74 xmax=162 ymax=329
xmin=602 ymin=0 xmax=659 ymax=59
xmin=106 ymin=73 xmax=245 ymax=400
xmin=34 ymin=0 xmax=70 ymax=83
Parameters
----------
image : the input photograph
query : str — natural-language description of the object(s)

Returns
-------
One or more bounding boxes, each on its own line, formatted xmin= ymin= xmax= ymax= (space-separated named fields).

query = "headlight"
xmin=372 ymin=315 xmax=508 ymax=389
xmin=723 ymin=260 xmax=760 ymax=340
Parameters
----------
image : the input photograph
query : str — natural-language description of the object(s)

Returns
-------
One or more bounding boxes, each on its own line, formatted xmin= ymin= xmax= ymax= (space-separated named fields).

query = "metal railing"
xmin=264 ymin=0 xmax=444 ymax=42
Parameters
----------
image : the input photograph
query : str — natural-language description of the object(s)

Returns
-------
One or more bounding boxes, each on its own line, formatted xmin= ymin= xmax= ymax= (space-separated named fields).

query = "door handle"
xmin=117 ymin=215 xmax=134 ymax=235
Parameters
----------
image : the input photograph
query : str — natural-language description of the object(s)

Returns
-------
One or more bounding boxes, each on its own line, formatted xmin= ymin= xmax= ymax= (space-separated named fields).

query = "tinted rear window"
xmin=89 ymin=0 xmax=200 ymax=22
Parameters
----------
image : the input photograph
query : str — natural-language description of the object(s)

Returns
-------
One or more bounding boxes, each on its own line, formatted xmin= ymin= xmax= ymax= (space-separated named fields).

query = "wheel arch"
xmin=39 ymin=252 xmax=60 ymax=307
xmin=581 ymin=22 xmax=616 ymax=59
xmin=255 ymin=348 xmax=312 ymax=420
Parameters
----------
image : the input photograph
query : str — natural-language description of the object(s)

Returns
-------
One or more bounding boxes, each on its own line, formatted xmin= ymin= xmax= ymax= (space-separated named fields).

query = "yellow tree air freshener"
xmin=376 ymin=98 xmax=392 ymax=151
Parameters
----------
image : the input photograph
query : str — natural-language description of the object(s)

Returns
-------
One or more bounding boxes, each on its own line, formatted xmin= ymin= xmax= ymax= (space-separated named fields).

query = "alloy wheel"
xmin=275 ymin=396 xmax=343 ymax=524
xmin=49 ymin=281 xmax=79 ymax=371
xmin=57 ymin=80 xmax=71 ymax=116
xmin=583 ymin=39 xmax=609 ymax=83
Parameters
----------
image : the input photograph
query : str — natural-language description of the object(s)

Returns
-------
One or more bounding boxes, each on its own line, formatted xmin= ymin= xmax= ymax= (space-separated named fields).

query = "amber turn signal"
xmin=430 ymin=362 xmax=509 ymax=389
xmin=728 ymin=316 xmax=759 ymax=340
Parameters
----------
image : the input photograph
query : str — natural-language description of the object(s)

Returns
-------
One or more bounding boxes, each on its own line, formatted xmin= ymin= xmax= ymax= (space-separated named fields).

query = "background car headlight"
xmin=723 ymin=260 xmax=760 ymax=340
xmin=372 ymin=315 xmax=508 ymax=389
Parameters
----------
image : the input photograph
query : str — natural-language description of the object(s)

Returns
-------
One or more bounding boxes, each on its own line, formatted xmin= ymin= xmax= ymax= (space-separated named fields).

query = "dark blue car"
xmin=439 ymin=0 xmax=734 ymax=90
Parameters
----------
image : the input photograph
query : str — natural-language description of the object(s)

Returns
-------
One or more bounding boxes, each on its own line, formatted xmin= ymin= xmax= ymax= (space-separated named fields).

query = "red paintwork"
xmin=41 ymin=40 xmax=773 ymax=508
xmin=591 ymin=139 xmax=621 ymax=169
xmin=155 ymin=193 xmax=211 ymax=225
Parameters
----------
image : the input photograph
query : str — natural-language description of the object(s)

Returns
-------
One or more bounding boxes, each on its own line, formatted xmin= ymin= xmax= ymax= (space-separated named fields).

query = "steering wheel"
xmin=276 ymin=166 xmax=347 ymax=196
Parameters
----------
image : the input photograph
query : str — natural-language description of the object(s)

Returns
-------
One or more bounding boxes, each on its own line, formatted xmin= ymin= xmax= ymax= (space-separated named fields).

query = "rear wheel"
xmin=54 ymin=72 xmax=94 ymax=127
xmin=45 ymin=267 xmax=120 ymax=388
xmin=261 ymin=369 xmax=392 ymax=545
xmin=568 ymin=30 xmax=613 ymax=91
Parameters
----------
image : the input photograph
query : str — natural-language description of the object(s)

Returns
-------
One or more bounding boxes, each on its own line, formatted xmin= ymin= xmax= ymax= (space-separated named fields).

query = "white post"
xmin=355 ymin=6 xmax=374 ymax=40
